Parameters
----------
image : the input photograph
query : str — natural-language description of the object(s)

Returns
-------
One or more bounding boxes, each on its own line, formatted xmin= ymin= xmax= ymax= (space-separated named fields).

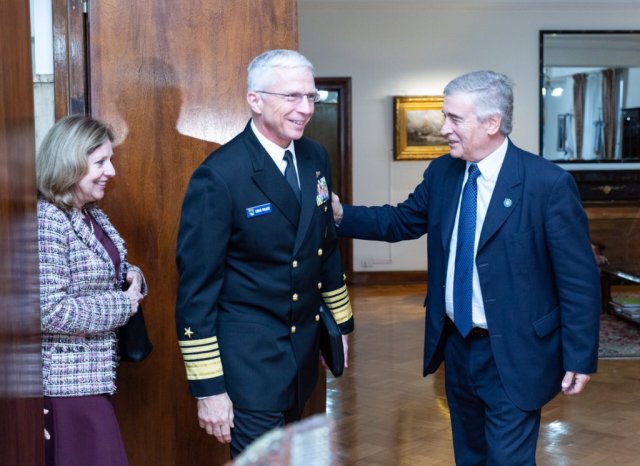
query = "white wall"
xmin=299 ymin=0 xmax=640 ymax=272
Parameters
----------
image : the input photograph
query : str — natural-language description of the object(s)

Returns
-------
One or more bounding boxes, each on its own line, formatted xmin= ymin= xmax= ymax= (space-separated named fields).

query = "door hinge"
xmin=82 ymin=0 xmax=88 ymax=14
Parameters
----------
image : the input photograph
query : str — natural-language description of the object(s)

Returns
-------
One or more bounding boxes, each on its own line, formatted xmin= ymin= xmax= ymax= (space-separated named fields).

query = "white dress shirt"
xmin=250 ymin=120 xmax=299 ymax=187
xmin=445 ymin=138 xmax=508 ymax=329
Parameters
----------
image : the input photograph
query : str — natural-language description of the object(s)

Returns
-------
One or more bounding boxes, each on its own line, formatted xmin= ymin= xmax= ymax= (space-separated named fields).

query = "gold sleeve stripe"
xmin=329 ymin=302 xmax=353 ymax=324
xmin=179 ymin=335 xmax=218 ymax=347
xmin=180 ymin=343 xmax=219 ymax=354
xmin=321 ymin=285 xmax=348 ymax=300
xmin=326 ymin=295 xmax=350 ymax=308
xmin=182 ymin=350 xmax=220 ymax=361
xmin=185 ymin=359 xmax=224 ymax=381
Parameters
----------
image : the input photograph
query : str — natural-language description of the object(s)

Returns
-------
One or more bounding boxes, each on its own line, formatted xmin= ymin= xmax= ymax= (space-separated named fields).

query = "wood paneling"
xmin=0 ymin=0 xmax=43 ymax=464
xmin=85 ymin=1 xmax=298 ymax=464
xmin=586 ymin=204 xmax=640 ymax=266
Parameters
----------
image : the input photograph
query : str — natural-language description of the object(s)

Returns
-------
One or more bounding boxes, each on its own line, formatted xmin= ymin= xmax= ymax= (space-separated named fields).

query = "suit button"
xmin=315 ymin=314 xmax=320 ymax=322
xmin=292 ymin=293 xmax=299 ymax=301
xmin=292 ymin=260 xmax=298 ymax=268
xmin=291 ymin=326 xmax=297 ymax=333
xmin=317 ymin=248 xmax=323 ymax=256
xmin=317 ymin=282 xmax=322 ymax=290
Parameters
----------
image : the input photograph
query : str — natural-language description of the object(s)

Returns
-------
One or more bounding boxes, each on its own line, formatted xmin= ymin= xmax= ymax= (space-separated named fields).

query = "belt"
xmin=468 ymin=327 xmax=489 ymax=338
xmin=445 ymin=317 xmax=489 ymax=338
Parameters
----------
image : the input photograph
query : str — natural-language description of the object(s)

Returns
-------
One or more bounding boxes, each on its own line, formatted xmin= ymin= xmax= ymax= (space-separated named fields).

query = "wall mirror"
xmin=540 ymin=30 xmax=640 ymax=167
xmin=540 ymin=30 xmax=640 ymax=200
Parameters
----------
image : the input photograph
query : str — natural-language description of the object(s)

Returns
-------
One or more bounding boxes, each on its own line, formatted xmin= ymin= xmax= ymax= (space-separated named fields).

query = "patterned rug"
xmin=599 ymin=312 xmax=640 ymax=358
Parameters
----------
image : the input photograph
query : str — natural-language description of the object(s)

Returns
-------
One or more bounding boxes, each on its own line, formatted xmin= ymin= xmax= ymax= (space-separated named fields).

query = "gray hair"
xmin=444 ymin=70 xmax=514 ymax=135
xmin=36 ymin=115 xmax=114 ymax=210
xmin=247 ymin=49 xmax=315 ymax=92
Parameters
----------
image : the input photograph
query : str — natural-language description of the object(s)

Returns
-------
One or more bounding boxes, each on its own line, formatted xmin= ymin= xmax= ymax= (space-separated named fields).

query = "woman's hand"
xmin=124 ymin=271 xmax=144 ymax=315
xmin=126 ymin=270 xmax=143 ymax=294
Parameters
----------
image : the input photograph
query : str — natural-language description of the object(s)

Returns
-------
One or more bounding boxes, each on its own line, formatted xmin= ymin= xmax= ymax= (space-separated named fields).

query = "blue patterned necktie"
xmin=283 ymin=150 xmax=301 ymax=204
xmin=453 ymin=163 xmax=481 ymax=338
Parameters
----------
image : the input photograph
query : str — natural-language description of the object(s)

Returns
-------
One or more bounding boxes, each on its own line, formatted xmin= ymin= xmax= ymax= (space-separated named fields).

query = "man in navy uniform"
xmin=332 ymin=71 xmax=599 ymax=465
xmin=175 ymin=49 xmax=353 ymax=457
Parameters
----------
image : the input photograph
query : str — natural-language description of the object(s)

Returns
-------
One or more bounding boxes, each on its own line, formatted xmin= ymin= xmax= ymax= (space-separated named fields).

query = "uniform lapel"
xmin=293 ymin=149 xmax=316 ymax=255
xmin=245 ymin=127 xmax=301 ymax=227
xmin=477 ymin=142 xmax=522 ymax=252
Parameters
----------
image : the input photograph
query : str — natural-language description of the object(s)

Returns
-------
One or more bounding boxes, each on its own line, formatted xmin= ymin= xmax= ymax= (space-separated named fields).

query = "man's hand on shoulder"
xmin=197 ymin=393 xmax=234 ymax=444
xmin=331 ymin=192 xmax=343 ymax=225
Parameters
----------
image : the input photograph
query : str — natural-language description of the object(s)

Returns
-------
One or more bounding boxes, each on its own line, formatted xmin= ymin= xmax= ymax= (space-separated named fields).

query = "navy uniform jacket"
xmin=176 ymin=122 xmax=353 ymax=411
xmin=338 ymin=141 xmax=599 ymax=411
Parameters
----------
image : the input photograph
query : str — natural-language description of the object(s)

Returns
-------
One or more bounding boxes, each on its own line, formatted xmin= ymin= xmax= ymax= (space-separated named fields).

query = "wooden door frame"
xmin=315 ymin=77 xmax=353 ymax=279
xmin=53 ymin=0 xmax=88 ymax=117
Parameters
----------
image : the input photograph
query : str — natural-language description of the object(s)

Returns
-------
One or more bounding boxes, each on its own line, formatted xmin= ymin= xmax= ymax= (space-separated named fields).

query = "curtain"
xmin=573 ymin=73 xmax=585 ymax=160
xmin=602 ymin=69 xmax=615 ymax=160
xmin=581 ymin=72 xmax=603 ymax=160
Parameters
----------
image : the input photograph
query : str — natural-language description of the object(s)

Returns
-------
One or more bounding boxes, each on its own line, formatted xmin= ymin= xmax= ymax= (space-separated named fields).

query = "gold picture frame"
xmin=394 ymin=96 xmax=449 ymax=160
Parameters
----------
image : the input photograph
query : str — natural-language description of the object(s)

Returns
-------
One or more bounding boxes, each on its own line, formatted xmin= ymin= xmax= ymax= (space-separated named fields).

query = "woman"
xmin=37 ymin=115 xmax=146 ymax=465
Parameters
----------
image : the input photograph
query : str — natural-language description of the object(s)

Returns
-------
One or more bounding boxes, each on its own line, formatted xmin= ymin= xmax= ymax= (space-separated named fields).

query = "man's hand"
xmin=331 ymin=192 xmax=343 ymax=225
xmin=319 ymin=333 xmax=350 ymax=371
xmin=342 ymin=333 xmax=349 ymax=369
xmin=561 ymin=371 xmax=591 ymax=395
xmin=197 ymin=393 xmax=234 ymax=444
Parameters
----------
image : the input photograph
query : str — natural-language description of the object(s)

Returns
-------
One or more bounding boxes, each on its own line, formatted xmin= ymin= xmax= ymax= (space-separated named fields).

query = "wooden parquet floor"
xmin=328 ymin=284 xmax=640 ymax=465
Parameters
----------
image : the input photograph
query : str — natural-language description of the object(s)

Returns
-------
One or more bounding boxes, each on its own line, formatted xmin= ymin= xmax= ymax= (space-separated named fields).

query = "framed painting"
xmin=394 ymin=95 xmax=449 ymax=160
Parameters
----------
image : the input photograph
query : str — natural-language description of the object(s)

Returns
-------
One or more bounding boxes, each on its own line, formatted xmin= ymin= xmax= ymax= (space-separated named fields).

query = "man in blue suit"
xmin=333 ymin=70 xmax=600 ymax=465
xmin=176 ymin=50 xmax=354 ymax=457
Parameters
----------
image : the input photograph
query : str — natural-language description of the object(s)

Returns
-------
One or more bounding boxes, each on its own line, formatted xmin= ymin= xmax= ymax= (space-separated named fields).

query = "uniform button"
xmin=292 ymin=293 xmax=299 ymax=301
xmin=292 ymin=260 xmax=298 ymax=268
xmin=317 ymin=282 xmax=322 ymax=290
xmin=317 ymin=248 xmax=323 ymax=256
xmin=291 ymin=326 xmax=297 ymax=333
xmin=324 ymin=206 xmax=328 ymax=212
xmin=315 ymin=314 xmax=320 ymax=322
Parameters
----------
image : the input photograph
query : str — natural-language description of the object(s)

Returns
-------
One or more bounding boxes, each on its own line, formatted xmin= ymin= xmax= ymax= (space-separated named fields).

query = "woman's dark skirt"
xmin=44 ymin=394 xmax=129 ymax=466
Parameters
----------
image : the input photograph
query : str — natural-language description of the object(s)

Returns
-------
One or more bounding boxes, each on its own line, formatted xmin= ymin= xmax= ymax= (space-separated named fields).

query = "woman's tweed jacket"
xmin=38 ymin=199 xmax=146 ymax=397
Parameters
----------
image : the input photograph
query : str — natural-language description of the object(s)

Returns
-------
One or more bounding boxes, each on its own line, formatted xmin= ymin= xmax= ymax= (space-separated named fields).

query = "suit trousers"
xmin=443 ymin=320 xmax=541 ymax=466
xmin=230 ymin=404 xmax=303 ymax=458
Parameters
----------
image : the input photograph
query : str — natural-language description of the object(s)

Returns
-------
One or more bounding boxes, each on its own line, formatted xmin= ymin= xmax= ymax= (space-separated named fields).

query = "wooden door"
xmin=84 ymin=1 xmax=298 ymax=464
xmin=0 ymin=0 xmax=43 ymax=464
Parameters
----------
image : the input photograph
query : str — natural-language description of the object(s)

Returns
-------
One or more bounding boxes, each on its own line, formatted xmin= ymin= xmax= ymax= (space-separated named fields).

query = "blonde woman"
xmin=37 ymin=115 xmax=146 ymax=466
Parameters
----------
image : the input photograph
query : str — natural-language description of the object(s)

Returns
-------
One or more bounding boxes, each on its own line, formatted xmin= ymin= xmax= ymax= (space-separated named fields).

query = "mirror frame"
xmin=539 ymin=30 xmax=640 ymax=203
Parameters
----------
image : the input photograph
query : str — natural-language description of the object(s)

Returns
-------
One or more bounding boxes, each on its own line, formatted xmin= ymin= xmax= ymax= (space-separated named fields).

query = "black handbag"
xmin=319 ymin=304 xmax=344 ymax=377
xmin=118 ymin=282 xmax=153 ymax=362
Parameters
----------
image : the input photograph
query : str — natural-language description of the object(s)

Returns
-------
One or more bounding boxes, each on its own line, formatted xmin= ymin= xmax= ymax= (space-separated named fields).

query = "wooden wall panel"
xmin=586 ymin=204 xmax=640 ymax=267
xmin=0 ymin=0 xmax=43 ymax=464
xmin=86 ymin=1 xmax=298 ymax=464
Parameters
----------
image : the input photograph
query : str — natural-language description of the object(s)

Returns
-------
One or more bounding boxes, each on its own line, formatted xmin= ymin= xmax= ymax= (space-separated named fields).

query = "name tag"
xmin=246 ymin=203 xmax=272 ymax=218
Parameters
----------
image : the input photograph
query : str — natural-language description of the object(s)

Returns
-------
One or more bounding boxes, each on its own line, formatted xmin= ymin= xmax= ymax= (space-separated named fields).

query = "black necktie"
xmin=453 ymin=163 xmax=481 ymax=338
xmin=283 ymin=150 xmax=301 ymax=203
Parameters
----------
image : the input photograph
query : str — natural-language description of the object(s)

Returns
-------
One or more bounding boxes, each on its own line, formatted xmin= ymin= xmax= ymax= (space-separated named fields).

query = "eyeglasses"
xmin=255 ymin=91 xmax=321 ymax=104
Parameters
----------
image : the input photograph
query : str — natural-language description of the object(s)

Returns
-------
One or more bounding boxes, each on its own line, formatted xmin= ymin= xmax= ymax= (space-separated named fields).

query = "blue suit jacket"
xmin=339 ymin=141 xmax=600 ymax=410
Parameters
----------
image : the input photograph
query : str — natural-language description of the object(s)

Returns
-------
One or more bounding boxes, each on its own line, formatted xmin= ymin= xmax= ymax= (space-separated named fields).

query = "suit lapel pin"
xmin=503 ymin=198 xmax=513 ymax=208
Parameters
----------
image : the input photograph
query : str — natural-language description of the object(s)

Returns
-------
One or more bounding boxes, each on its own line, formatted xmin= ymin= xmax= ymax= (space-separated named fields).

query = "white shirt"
xmin=250 ymin=120 xmax=299 ymax=187
xmin=445 ymin=137 xmax=508 ymax=329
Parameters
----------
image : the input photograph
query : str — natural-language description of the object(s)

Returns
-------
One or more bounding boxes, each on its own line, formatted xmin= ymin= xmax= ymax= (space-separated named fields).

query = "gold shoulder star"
xmin=184 ymin=327 xmax=194 ymax=338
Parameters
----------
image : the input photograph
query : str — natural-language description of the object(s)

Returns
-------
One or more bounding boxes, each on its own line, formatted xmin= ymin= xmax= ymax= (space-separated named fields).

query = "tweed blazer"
xmin=38 ymin=199 xmax=146 ymax=397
